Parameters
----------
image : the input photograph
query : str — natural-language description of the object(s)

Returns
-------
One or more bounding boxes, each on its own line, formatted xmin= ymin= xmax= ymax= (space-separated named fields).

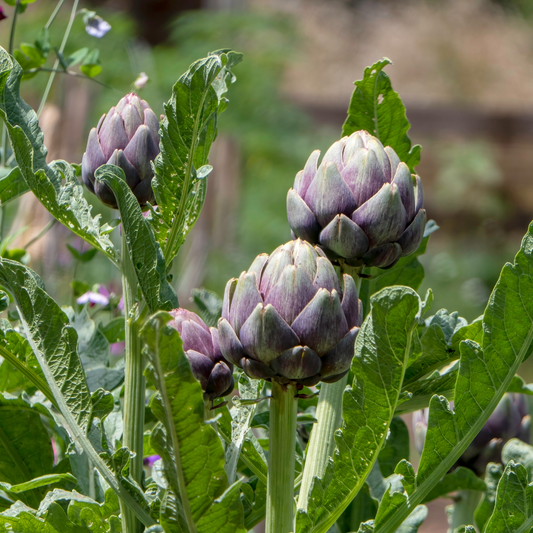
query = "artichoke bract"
xmin=81 ymin=93 xmax=160 ymax=209
xmin=414 ymin=393 xmax=530 ymax=476
xmin=218 ymin=239 xmax=362 ymax=386
xmin=168 ymin=309 xmax=234 ymax=401
xmin=287 ymin=131 xmax=426 ymax=269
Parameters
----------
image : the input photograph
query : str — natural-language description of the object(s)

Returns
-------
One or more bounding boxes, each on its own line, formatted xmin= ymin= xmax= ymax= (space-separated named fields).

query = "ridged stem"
xmin=448 ymin=489 xmax=482 ymax=532
xmin=266 ymin=381 xmax=298 ymax=533
xmin=297 ymin=269 xmax=362 ymax=512
xmin=120 ymin=230 xmax=145 ymax=533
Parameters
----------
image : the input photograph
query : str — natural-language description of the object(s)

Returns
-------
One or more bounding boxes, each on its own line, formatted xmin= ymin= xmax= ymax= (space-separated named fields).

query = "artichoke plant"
xmin=81 ymin=93 xmax=160 ymax=208
xmin=168 ymin=308 xmax=234 ymax=401
xmin=413 ymin=393 xmax=530 ymax=476
xmin=218 ymin=239 xmax=362 ymax=386
xmin=287 ymin=130 xmax=426 ymax=269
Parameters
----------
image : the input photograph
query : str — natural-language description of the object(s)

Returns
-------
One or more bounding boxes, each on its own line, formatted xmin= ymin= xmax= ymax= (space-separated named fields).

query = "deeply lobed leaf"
xmin=151 ymin=50 xmax=242 ymax=265
xmin=0 ymin=48 xmax=118 ymax=266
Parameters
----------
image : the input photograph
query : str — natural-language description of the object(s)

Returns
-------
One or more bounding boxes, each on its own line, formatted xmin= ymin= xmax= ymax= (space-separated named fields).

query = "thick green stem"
xmin=297 ymin=375 xmax=348 ymax=512
xmin=297 ymin=270 xmax=362 ymax=511
xmin=266 ymin=381 xmax=298 ymax=533
xmin=120 ymin=231 xmax=145 ymax=533
xmin=448 ymin=489 xmax=482 ymax=532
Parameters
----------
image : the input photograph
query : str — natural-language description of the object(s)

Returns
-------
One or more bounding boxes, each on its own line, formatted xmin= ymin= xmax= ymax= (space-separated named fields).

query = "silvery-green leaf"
xmin=141 ymin=311 xmax=246 ymax=533
xmin=296 ymin=287 xmax=420 ymax=533
xmin=0 ymin=49 xmax=118 ymax=266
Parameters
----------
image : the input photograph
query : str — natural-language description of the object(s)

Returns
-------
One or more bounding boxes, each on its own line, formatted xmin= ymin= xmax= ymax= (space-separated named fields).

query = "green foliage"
xmin=373 ymin=222 xmax=533 ymax=533
xmin=0 ymin=259 xmax=152 ymax=527
xmin=152 ymin=50 xmax=242 ymax=266
xmin=342 ymin=57 xmax=421 ymax=171
xmin=359 ymin=220 xmax=439 ymax=317
xmin=421 ymin=467 xmax=486 ymax=503
xmin=484 ymin=462 xmax=533 ymax=533
xmin=378 ymin=417 xmax=410 ymax=478
xmin=94 ymin=164 xmax=178 ymax=313
xmin=474 ymin=463 xmax=503 ymax=531
xmin=141 ymin=312 xmax=246 ymax=533
xmin=0 ymin=48 xmax=119 ymax=266
xmin=0 ymin=258 xmax=91 ymax=430
xmin=0 ymin=166 xmax=29 ymax=204
xmin=0 ymin=394 xmax=54 ymax=509
xmin=191 ymin=287 xmax=223 ymax=328
xmin=223 ymin=372 xmax=263 ymax=484
xmin=296 ymin=287 xmax=421 ymax=533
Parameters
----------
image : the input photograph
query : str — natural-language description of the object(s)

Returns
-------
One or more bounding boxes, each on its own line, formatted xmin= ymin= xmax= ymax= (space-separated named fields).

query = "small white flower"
xmin=134 ymin=72 xmax=149 ymax=90
xmin=85 ymin=15 xmax=111 ymax=38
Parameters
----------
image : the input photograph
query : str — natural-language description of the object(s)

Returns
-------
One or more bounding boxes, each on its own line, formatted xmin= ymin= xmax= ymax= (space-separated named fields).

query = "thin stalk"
xmin=8 ymin=0 xmax=20 ymax=57
xmin=23 ymin=219 xmax=56 ymax=249
xmin=45 ymin=0 xmax=67 ymax=29
xmin=120 ymin=230 xmax=145 ymax=533
xmin=297 ymin=269 xmax=362 ymax=512
xmin=448 ymin=490 xmax=482 ymax=532
xmin=37 ymin=0 xmax=80 ymax=119
xmin=266 ymin=381 xmax=298 ymax=533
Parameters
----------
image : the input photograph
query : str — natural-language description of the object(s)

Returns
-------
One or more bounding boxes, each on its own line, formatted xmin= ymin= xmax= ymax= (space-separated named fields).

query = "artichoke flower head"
xmin=218 ymin=239 xmax=362 ymax=386
xmin=81 ymin=93 xmax=160 ymax=209
xmin=287 ymin=130 xmax=426 ymax=269
xmin=168 ymin=308 xmax=234 ymax=401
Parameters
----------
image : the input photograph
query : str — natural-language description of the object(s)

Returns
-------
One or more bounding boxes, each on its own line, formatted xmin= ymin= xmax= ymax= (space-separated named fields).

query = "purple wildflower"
xmin=0 ymin=7 xmax=7 ymax=22
xmin=77 ymin=286 xmax=110 ymax=306
xmin=85 ymin=15 xmax=111 ymax=38
xmin=143 ymin=455 xmax=160 ymax=468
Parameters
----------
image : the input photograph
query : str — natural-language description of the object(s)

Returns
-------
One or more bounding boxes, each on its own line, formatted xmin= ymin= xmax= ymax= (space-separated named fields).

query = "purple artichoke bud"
xmin=168 ymin=308 xmax=234 ymax=401
xmin=81 ymin=93 xmax=160 ymax=209
xmin=287 ymin=131 xmax=427 ymax=269
xmin=218 ymin=239 xmax=363 ymax=386
xmin=413 ymin=394 xmax=531 ymax=476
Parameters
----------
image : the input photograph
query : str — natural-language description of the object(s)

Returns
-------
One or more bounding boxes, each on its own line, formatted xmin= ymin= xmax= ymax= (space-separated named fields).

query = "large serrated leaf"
xmin=0 ymin=48 xmax=118 ymax=266
xmin=94 ymin=165 xmax=178 ymax=313
xmin=0 ymin=394 xmax=54 ymax=509
xmin=0 ymin=259 xmax=91 ymax=430
xmin=0 ymin=166 xmax=29 ymax=204
xmin=358 ymin=221 xmax=438 ymax=317
xmin=152 ymin=50 xmax=242 ymax=265
xmin=484 ymin=462 xmax=533 ymax=533
xmin=296 ymin=287 xmax=420 ymax=533
xmin=141 ymin=311 xmax=246 ymax=533
xmin=342 ymin=57 xmax=421 ymax=171
xmin=374 ymin=222 xmax=533 ymax=533
xmin=0 ymin=259 xmax=153 ymax=527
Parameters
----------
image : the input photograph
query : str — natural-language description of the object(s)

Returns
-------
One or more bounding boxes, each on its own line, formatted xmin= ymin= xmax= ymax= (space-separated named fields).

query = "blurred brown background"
xmin=3 ymin=0 xmax=533 ymax=530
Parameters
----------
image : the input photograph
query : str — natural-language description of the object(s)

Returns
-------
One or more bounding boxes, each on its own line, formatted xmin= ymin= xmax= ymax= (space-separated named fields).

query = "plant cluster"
xmin=1 ymin=4 xmax=533 ymax=533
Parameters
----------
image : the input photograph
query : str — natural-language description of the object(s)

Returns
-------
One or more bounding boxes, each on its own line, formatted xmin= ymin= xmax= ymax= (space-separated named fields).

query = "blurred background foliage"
xmin=3 ymin=0 xmax=533 ymax=530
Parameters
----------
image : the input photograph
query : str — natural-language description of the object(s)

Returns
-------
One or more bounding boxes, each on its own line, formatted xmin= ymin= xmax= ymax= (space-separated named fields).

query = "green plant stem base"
xmin=297 ymin=374 xmax=348 ymax=511
xmin=266 ymin=381 xmax=298 ymax=533
xmin=120 ymin=231 xmax=145 ymax=533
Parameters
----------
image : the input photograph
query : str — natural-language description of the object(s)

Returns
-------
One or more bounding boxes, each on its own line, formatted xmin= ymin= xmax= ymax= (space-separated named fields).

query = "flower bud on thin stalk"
xmin=168 ymin=308 xmax=234 ymax=413
xmin=218 ymin=239 xmax=363 ymax=533
xmin=81 ymin=93 xmax=160 ymax=208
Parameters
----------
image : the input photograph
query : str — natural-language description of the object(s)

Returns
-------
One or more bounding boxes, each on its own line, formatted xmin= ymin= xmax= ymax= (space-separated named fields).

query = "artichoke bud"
xmin=413 ymin=394 xmax=530 ymax=476
xmin=168 ymin=309 xmax=234 ymax=401
xmin=218 ymin=239 xmax=363 ymax=386
xmin=81 ymin=93 xmax=160 ymax=209
xmin=287 ymin=130 xmax=426 ymax=269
